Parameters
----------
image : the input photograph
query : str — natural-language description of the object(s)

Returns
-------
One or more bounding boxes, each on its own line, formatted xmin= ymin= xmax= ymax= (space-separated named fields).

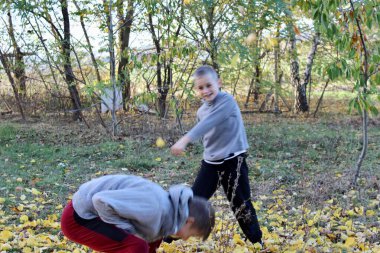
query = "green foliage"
xmin=299 ymin=0 xmax=380 ymax=113
xmin=0 ymin=124 xmax=17 ymax=143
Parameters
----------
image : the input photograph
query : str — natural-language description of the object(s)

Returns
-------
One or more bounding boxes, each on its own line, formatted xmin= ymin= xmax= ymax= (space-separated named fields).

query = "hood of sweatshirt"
xmin=161 ymin=185 xmax=193 ymax=236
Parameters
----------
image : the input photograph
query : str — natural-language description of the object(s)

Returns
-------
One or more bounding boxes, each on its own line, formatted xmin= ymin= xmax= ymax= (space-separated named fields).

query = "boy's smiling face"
xmin=194 ymin=73 xmax=221 ymax=102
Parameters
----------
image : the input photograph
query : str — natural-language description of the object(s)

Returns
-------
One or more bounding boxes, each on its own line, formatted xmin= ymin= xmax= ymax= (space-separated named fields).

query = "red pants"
xmin=61 ymin=201 xmax=162 ymax=253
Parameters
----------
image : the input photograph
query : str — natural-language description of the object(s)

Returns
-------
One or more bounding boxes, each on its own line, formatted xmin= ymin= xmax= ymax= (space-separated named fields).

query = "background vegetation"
xmin=0 ymin=0 xmax=379 ymax=252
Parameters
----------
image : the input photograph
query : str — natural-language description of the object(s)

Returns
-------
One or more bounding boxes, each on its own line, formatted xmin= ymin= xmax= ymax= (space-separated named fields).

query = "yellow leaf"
xmin=233 ymin=234 xmax=245 ymax=246
xmin=183 ymin=0 xmax=192 ymax=5
xmin=231 ymin=53 xmax=240 ymax=67
xmin=366 ymin=210 xmax=375 ymax=216
xmin=252 ymin=201 xmax=261 ymax=210
xmin=333 ymin=208 xmax=341 ymax=218
xmin=17 ymin=204 xmax=24 ymax=211
xmin=31 ymin=188 xmax=41 ymax=195
xmin=337 ymin=225 xmax=348 ymax=231
xmin=0 ymin=197 xmax=5 ymax=204
xmin=20 ymin=194 xmax=26 ymax=201
xmin=345 ymin=237 xmax=356 ymax=246
xmin=268 ymin=38 xmax=278 ymax=48
xmin=252 ymin=242 xmax=263 ymax=250
xmin=23 ymin=247 xmax=32 ymax=253
xmin=0 ymin=230 xmax=13 ymax=241
xmin=20 ymin=214 xmax=29 ymax=223
xmin=233 ymin=245 xmax=249 ymax=253
xmin=346 ymin=210 xmax=356 ymax=216
xmin=155 ymin=157 xmax=162 ymax=162
xmin=1 ymin=243 xmax=12 ymax=250
xmin=354 ymin=206 xmax=364 ymax=215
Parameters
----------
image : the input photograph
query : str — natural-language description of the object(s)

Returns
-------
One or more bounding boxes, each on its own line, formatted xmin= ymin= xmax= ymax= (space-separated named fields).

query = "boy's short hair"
xmin=193 ymin=65 xmax=219 ymax=81
xmin=188 ymin=196 xmax=215 ymax=241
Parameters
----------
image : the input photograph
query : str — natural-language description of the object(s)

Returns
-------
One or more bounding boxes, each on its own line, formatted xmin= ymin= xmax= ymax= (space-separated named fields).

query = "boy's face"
xmin=175 ymin=217 xmax=203 ymax=241
xmin=194 ymin=74 xmax=221 ymax=102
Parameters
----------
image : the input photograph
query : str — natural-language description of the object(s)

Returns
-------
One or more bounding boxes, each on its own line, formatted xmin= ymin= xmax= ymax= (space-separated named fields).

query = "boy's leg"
xmin=61 ymin=201 xmax=149 ymax=253
xmin=148 ymin=239 xmax=162 ymax=253
xmin=191 ymin=160 xmax=221 ymax=199
xmin=163 ymin=160 xmax=220 ymax=244
xmin=221 ymin=155 xmax=262 ymax=244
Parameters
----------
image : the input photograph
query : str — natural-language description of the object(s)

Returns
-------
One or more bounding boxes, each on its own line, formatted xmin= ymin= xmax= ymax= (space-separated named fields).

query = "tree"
xmin=183 ymin=0 xmax=234 ymax=74
xmin=143 ymin=0 xmax=185 ymax=117
xmin=116 ymin=0 xmax=135 ymax=110
xmin=4 ymin=9 xmax=27 ymax=100
xmin=16 ymin=0 xmax=84 ymax=121
xmin=0 ymin=48 xmax=26 ymax=121
xmin=60 ymin=0 xmax=83 ymax=121
xmin=298 ymin=0 xmax=380 ymax=183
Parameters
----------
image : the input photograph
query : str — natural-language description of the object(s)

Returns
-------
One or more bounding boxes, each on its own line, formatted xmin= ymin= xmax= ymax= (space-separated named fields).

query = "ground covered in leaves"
xmin=0 ymin=112 xmax=379 ymax=252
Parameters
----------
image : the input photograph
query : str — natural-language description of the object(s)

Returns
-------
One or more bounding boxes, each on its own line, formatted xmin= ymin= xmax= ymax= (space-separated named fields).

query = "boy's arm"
xmin=171 ymin=135 xmax=191 ymax=156
xmin=171 ymin=96 xmax=235 ymax=156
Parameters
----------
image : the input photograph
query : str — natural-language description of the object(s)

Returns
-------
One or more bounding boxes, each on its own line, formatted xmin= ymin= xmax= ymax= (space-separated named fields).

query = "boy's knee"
xmin=121 ymin=236 xmax=149 ymax=253
xmin=129 ymin=242 xmax=149 ymax=253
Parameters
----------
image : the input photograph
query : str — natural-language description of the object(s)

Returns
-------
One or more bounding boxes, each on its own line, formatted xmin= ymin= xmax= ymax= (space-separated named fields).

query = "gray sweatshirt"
xmin=72 ymin=174 xmax=193 ymax=242
xmin=187 ymin=92 xmax=249 ymax=161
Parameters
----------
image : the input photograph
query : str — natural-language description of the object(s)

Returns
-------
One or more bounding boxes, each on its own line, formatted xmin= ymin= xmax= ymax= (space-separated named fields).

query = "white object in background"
xmin=101 ymin=87 xmax=123 ymax=113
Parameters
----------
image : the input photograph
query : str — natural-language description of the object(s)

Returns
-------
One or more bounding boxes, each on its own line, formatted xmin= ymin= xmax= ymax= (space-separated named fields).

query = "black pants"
xmin=192 ymin=154 xmax=262 ymax=244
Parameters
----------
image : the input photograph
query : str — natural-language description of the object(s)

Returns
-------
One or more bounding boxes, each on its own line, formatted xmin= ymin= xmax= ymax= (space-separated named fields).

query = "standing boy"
xmin=171 ymin=65 xmax=262 ymax=244
xmin=61 ymin=174 xmax=215 ymax=253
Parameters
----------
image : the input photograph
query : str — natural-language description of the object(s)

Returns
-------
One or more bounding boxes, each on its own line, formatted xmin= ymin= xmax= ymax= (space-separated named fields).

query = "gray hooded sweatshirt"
xmin=186 ymin=91 xmax=249 ymax=161
xmin=72 ymin=174 xmax=193 ymax=242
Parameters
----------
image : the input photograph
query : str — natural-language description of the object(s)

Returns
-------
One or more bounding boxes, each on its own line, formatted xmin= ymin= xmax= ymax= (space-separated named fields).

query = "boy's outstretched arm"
xmin=171 ymin=135 xmax=191 ymax=156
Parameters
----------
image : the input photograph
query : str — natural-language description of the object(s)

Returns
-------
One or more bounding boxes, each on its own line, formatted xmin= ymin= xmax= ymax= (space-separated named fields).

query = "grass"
xmin=1 ymin=112 xmax=378 ymax=205
xmin=0 ymin=103 xmax=379 ymax=252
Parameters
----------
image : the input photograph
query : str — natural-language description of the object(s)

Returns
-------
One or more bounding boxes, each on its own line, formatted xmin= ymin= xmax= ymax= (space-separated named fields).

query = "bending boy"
xmin=61 ymin=174 xmax=215 ymax=253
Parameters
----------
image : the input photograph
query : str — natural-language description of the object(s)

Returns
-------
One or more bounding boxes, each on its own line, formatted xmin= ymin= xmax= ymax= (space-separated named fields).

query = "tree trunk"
xmin=350 ymin=0 xmax=369 ymax=185
xmin=0 ymin=49 xmax=26 ymax=121
xmin=104 ymin=0 xmax=118 ymax=135
xmin=313 ymin=79 xmax=329 ymax=117
xmin=206 ymin=5 xmax=219 ymax=74
xmin=289 ymin=30 xmax=306 ymax=113
xmin=117 ymin=0 xmax=134 ymax=110
xmin=244 ymin=76 xmax=255 ymax=108
xmin=253 ymin=64 xmax=260 ymax=103
xmin=273 ymin=28 xmax=281 ymax=113
xmin=147 ymin=12 xmax=168 ymax=118
xmin=300 ymin=32 xmax=320 ymax=112
xmin=60 ymin=0 xmax=82 ymax=121
xmin=7 ymin=11 xmax=27 ymax=100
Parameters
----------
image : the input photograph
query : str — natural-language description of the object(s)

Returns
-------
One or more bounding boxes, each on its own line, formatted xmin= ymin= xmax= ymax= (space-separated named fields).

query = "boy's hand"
xmin=171 ymin=136 xmax=190 ymax=156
